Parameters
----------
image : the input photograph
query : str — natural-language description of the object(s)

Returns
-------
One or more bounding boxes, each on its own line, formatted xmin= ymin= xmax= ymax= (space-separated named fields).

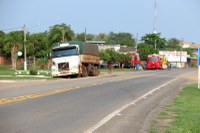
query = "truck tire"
xmin=94 ymin=66 xmax=99 ymax=76
xmin=87 ymin=64 xmax=93 ymax=76
xmin=82 ymin=66 xmax=88 ymax=77
xmin=91 ymin=66 xmax=96 ymax=76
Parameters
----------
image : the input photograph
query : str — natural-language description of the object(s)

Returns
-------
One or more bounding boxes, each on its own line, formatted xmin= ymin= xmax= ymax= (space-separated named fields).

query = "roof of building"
xmin=181 ymin=41 xmax=200 ymax=49
xmin=189 ymin=44 xmax=200 ymax=49
xmin=119 ymin=47 xmax=136 ymax=53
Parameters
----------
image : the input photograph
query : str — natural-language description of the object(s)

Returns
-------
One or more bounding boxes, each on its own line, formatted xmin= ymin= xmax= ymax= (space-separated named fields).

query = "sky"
xmin=0 ymin=0 xmax=200 ymax=43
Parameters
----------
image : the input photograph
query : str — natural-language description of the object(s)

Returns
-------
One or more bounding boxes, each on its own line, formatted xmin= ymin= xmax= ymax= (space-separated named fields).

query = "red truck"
xmin=125 ymin=52 xmax=140 ymax=68
xmin=147 ymin=54 xmax=162 ymax=69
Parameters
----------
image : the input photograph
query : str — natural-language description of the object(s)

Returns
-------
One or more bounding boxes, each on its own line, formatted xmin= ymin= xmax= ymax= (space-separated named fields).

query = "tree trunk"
xmin=33 ymin=56 xmax=36 ymax=69
xmin=11 ymin=44 xmax=17 ymax=70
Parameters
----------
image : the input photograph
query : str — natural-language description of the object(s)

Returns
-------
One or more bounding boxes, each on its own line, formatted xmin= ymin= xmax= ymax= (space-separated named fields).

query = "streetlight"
xmin=23 ymin=25 xmax=27 ymax=71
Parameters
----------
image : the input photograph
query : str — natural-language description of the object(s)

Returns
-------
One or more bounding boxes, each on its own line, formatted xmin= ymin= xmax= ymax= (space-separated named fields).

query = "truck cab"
xmin=51 ymin=43 xmax=81 ymax=77
xmin=147 ymin=54 xmax=162 ymax=69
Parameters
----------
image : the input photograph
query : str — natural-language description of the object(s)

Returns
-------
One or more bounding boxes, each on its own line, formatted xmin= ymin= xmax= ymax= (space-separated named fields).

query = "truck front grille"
xmin=58 ymin=62 xmax=69 ymax=70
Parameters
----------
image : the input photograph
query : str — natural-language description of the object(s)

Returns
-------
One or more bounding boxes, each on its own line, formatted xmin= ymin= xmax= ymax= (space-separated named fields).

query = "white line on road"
xmin=85 ymin=78 xmax=178 ymax=133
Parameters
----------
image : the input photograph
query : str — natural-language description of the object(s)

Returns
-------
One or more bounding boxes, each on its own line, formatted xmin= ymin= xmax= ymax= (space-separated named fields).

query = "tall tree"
xmin=141 ymin=33 xmax=167 ymax=51
xmin=76 ymin=33 xmax=86 ymax=42
xmin=28 ymin=32 xmax=49 ymax=68
xmin=106 ymin=32 xmax=135 ymax=46
xmin=86 ymin=34 xmax=95 ymax=41
xmin=106 ymin=32 xmax=118 ymax=44
xmin=48 ymin=23 xmax=75 ymax=47
xmin=117 ymin=32 xmax=135 ymax=47
xmin=96 ymin=33 xmax=106 ymax=41
xmin=137 ymin=43 xmax=155 ymax=60
xmin=3 ymin=31 xmax=24 ymax=69
xmin=166 ymin=38 xmax=181 ymax=50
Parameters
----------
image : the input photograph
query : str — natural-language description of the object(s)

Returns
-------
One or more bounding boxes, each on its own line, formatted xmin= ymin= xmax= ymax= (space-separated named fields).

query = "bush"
xmin=30 ymin=69 xmax=38 ymax=75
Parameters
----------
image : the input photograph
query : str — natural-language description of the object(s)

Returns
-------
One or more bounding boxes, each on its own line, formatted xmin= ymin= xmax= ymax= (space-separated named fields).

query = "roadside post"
xmin=198 ymin=48 xmax=200 ymax=89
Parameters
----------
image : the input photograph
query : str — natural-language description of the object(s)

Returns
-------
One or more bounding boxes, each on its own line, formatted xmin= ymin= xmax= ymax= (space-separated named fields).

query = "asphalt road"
xmin=0 ymin=68 xmax=197 ymax=133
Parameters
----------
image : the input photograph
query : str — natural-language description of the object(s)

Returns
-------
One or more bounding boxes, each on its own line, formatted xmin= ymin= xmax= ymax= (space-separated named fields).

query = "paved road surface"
xmin=0 ymin=68 xmax=197 ymax=133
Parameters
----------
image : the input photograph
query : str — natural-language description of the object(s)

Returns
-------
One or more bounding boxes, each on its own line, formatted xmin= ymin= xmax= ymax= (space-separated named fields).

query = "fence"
xmin=0 ymin=55 xmax=51 ymax=70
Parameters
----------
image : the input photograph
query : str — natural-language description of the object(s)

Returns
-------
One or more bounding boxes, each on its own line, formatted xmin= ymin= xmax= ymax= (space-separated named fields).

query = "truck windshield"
xmin=52 ymin=47 xmax=78 ymax=58
xmin=148 ymin=57 xmax=158 ymax=61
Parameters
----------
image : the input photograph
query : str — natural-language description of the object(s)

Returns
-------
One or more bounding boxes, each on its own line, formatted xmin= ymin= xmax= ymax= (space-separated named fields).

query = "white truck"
xmin=51 ymin=41 xmax=100 ymax=77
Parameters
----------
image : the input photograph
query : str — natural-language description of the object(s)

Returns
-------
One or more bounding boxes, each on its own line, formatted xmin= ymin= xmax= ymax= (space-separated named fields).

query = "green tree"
xmin=3 ymin=31 xmax=24 ymax=69
xmin=28 ymin=32 xmax=49 ymax=68
xmin=106 ymin=32 xmax=118 ymax=44
xmin=117 ymin=32 xmax=135 ymax=47
xmin=3 ymin=31 xmax=23 ymax=56
xmin=183 ymin=48 xmax=193 ymax=57
xmin=106 ymin=32 xmax=135 ymax=46
xmin=99 ymin=49 xmax=130 ymax=65
xmin=86 ymin=34 xmax=95 ymax=41
xmin=141 ymin=33 xmax=167 ymax=51
xmin=96 ymin=33 xmax=106 ymax=41
xmin=0 ymin=31 xmax=6 ymax=55
xmin=48 ymin=23 xmax=75 ymax=47
xmin=137 ymin=43 xmax=155 ymax=60
xmin=166 ymin=38 xmax=181 ymax=50
xmin=99 ymin=50 xmax=111 ymax=62
xmin=76 ymin=33 xmax=86 ymax=42
xmin=28 ymin=32 xmax=49 ymax=57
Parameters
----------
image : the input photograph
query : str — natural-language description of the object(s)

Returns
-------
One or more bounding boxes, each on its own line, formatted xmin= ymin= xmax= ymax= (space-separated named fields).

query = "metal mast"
xmin=153 ymin=0 xmax=157 ymax=33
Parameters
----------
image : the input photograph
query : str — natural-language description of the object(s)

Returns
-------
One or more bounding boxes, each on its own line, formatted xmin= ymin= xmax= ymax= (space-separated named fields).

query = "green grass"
xmin=0 ymin=64 xmax=51 ymax=79
xmin=150 ymin=84 xmax=200 ymax=133
xmin=0 ymin=65 xmax=15 ymax=75
xmin=167 ymin=84 xmax=200 ymax=133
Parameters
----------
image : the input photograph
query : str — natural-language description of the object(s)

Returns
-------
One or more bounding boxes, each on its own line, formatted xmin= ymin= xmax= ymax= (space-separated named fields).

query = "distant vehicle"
xmin=99 ymin=61 xmax=108 ymax=68
xmin=124 ymin=52 xmax=140 ymax=68
xmin=147 ymin=54 xmax=162 ymax=70
xmin=99 ymin=61 xmax=119 ymax=68
xmin=51 ymin=41 xmax=100 ymax=77
xmin=159 ymin=55 xmax=167 ymax=69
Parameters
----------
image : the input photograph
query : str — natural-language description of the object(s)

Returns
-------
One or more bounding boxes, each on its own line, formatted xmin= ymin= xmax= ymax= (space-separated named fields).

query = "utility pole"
xmin=180 ymin=38 xmax=183 ymax=68
xmin=135 ymin=32 xmax=138 ymax=51
xmin=85 ymin=27 xmax=87 ymax=42
xmin=23 ymin=25 xmax=27 ymax=71
xmin=153 ymin=0 xmax=157 ymax=53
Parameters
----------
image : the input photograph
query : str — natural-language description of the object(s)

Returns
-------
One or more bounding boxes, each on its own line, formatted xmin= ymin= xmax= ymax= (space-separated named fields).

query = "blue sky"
xmin=0 ymin=0 xmax=200 ymax=43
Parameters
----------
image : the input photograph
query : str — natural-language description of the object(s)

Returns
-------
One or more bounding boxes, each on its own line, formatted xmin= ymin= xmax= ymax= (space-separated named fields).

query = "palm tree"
xmin=48 ymin=23 xmax=75 ymax=46
xmin=4 ymin=31 xmax=23 ymax=70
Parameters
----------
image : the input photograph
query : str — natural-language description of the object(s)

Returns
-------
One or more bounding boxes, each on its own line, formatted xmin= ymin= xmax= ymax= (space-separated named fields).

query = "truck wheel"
xmin=91 ymin=66 xmax=96 ymax=76
xmin=82 ymin=66 xmax=88 ymax=77
xmin=94 ymin=67 xmax=99 ymax=76
xmin=87 ymin=64 xmax=92 ymax=76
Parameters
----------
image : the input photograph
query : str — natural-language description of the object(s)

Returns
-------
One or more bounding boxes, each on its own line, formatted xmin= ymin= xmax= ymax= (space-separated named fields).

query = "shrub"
xmin=30 ymin=69 xmax=38 ymax=75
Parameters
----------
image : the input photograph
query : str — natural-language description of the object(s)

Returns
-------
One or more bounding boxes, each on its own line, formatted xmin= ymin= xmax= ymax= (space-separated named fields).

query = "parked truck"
xmin=51 ymin=41 xmax=100 ymax=77
xmin=124 ymin=52 xmax=140 ymax=68
xmin=147 ymin=54 xmax=162 ymax=70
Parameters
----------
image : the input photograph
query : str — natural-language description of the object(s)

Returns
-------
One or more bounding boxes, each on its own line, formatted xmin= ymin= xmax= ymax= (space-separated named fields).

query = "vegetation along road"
xmin=0 ymin=68 xmax=197 ymax=133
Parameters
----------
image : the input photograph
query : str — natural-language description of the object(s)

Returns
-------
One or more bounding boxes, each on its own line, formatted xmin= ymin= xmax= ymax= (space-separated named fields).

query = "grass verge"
xmin=149 ymin=84 xmax=200 ymax=133
xmin=0 ymin=65 xmax=52 ymax=80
